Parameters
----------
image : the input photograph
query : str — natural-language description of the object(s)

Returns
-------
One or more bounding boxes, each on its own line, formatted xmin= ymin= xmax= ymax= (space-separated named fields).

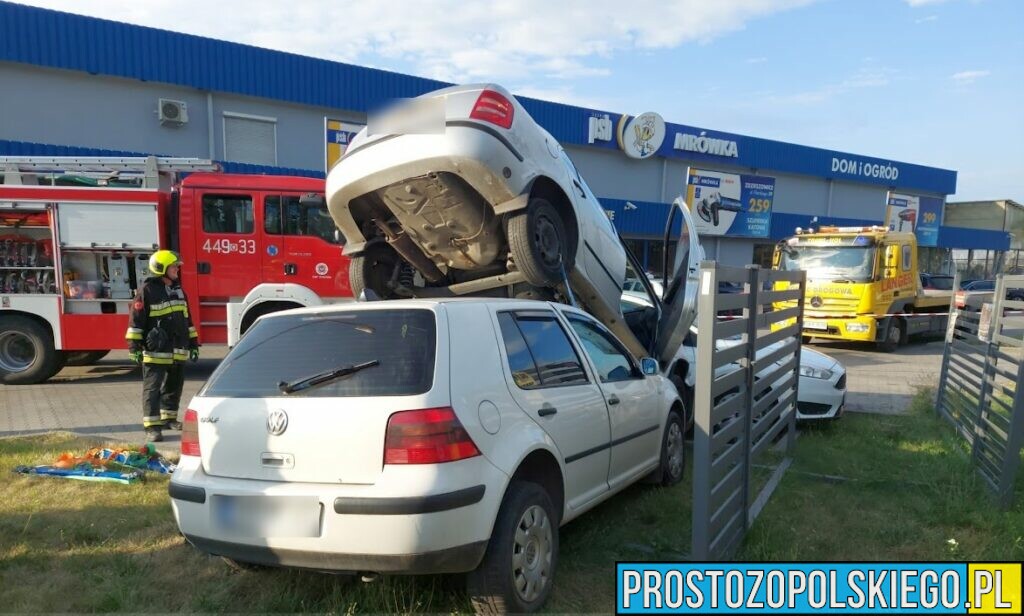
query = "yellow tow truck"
xmin=774 ymin=225 xmax=951 ymax=351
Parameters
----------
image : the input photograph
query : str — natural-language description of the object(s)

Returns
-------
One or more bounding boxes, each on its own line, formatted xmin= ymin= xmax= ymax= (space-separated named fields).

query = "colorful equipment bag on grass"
xmin=13 ymin=444 xmax=177 ymax=484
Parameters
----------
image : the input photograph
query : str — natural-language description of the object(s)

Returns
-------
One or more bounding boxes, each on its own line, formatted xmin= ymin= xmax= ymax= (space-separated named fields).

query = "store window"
xmin=753 ymin=244 xmax=775 ymax=268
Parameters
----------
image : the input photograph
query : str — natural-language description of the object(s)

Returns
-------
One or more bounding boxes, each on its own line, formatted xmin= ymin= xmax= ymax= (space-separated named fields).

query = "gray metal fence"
xmin=691 ymin=263 xmax=806 ymax=560
xmin=936 ymin=273 xmax=1024 ymax=508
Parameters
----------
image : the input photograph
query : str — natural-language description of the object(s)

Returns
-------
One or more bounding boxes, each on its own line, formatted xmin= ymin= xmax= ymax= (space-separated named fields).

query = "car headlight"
xmin=799 ymin=365 xmax=834 ymax=380
xmin=845 ymin=323 xmax=870 ymax=333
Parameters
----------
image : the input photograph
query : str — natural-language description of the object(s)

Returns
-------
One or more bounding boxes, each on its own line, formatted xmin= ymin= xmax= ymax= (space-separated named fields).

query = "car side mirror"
xmin=641 ymin=357 xmax=659 ymax=376
xmin=299 ymin=192 xmax=326 ymax=208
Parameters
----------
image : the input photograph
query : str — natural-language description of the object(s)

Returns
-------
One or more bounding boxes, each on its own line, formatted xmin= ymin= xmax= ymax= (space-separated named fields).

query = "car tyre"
xmin=653 ymin=409 xmax=686 ymax=486
xmin=349 ymin=242 xmax=401 ymax=300
xmin=876 ymin=318 xmax=903 ymax=353
xmin=506 ymin=199 xmax=571 ymax=287
xmin=0 ymin=315 xmax=64 ymax=385
xmin=468 ymin=481 xmax=558 ymax=614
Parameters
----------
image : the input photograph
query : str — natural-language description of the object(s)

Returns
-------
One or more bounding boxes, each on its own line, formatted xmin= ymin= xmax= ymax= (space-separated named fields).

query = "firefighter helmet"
xmin=149 ymin=250 xmax=182 ymax=276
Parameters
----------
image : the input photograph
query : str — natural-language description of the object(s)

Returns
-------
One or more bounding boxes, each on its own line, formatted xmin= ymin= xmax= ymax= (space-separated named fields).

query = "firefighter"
xmin=124 ymin=250 xmax=200 ymax=442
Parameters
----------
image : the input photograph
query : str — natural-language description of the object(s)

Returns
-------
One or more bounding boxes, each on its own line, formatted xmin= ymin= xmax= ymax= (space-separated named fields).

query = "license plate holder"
xmin=804 ymin=320 xmax=828 ymax=331
xmin=213 ymin=495 xmax=321 ymax=538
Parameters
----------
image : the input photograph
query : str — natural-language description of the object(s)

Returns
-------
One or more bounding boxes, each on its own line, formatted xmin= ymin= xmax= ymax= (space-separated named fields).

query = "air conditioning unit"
xmin=158 ymin=99 xmax=188 ymax=126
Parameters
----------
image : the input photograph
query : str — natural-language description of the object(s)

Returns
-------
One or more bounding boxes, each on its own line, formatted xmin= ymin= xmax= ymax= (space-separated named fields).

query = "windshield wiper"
xmin=278 ymin=360 xmax=380 ymax=394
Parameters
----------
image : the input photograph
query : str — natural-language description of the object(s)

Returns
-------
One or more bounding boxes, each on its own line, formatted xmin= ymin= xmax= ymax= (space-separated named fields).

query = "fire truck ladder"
xmin=0 ymin=156 xmax=221 ymax=189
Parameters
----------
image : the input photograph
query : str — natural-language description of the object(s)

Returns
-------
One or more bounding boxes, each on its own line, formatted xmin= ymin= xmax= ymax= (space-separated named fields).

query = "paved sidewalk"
xmin=1 ymin=339 xmax=946 ymax=454
xmin=0 ymin=348 xmax=227 ymax=455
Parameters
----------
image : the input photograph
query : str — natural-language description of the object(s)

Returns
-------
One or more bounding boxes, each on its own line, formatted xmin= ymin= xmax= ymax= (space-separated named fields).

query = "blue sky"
xmin=20 ymin=0 xmax=1024 ymax=203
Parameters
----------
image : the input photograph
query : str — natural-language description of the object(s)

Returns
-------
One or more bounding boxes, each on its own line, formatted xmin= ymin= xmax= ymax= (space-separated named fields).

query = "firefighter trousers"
xmin=142 ymin=363 xmax=185 ymax=428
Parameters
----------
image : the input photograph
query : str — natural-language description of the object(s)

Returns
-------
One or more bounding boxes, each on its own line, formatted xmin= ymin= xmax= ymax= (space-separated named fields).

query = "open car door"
xmin=655 ymin=197 xmax=705 ymax=366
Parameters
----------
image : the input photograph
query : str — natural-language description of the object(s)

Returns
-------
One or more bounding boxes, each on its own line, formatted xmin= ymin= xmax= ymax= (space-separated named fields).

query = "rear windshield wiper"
xmin=278 ymin=360 xmax=380 ymax=394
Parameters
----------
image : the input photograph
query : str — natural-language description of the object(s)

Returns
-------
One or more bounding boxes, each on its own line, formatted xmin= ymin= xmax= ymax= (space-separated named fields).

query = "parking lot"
xmin=0 ymin=339 xmax=945 ymax=451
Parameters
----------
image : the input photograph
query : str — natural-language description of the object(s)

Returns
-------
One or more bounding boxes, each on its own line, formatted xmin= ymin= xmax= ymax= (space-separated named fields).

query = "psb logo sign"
xmin=617 ymin=112 xmax=665 ymax=159
xmin=315 ymin=262 xmax=330 ymax=276
xmin=267 ymin=410 xmax=289 ymax=436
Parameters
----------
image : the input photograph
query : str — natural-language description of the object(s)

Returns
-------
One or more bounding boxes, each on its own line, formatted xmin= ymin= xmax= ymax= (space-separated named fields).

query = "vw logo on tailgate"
xmin=267 ymin=410 xmax=289 ymax=436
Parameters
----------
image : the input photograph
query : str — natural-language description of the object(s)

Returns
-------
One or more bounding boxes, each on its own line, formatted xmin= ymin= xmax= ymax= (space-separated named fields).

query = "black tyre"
xmin=876 ymin=319 xmax=903 ymax=353
xmin=468 ymin=481 xmax=558 ymax=614
xmin=506 ymin=199 xmax=571 ymax=287
xmin=349 ymin=243 xmax=401 ymax=300
xmin=653 ymin=409 xmax=686 ymax=487
xmin=63 ymin=350 xmax=110 ymax=366
xmin=0 ymin=315 xmax=63 ymax=385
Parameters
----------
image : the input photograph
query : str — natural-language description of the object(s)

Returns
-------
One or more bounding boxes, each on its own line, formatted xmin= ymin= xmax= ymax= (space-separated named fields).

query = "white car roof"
xmin=260 ymin=297 xmax=584 ymax=320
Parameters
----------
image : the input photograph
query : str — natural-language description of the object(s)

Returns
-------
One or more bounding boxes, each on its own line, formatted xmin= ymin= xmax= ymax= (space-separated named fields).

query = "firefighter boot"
xmin=145 ymin=425 xmax=164 ymax=442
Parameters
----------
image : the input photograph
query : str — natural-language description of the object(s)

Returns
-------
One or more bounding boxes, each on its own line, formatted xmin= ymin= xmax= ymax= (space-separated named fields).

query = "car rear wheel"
xmin=506 ymin=199 xmax=570 ymax=287
xmin=349 ymin=242 xmax=401 ymax=300
xmin=468 ymin=481 xmax=558 ymax=614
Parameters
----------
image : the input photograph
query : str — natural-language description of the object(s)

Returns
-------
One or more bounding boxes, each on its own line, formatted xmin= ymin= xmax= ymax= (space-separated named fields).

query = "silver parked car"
xmin=326 ymin=83 xmax=702 ymax=365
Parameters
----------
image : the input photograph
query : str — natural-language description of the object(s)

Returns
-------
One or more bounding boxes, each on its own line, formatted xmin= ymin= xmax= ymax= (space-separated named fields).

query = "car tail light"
xmin=469 ymin=89 xmax=514 ymax=129
xmin=181 ymin=409 xmax=201 ymax=457
xmin=384 ymin=407 xmax=480 ymax=464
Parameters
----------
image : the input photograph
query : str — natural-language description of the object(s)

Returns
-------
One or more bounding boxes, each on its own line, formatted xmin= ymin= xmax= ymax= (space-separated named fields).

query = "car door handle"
xmin=607 ymin=395 xmax=620 ymax=406
xmin=284 ymin=263 xmax=297 ymax=275
xmin=197 ymin=262 xmax=211 ymax=274
xmin=538 ymin=406 xmax=557 ymax=417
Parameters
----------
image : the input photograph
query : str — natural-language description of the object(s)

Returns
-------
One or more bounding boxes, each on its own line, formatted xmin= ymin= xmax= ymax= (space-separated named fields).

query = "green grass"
xmin=2 ymin=398 xmax=1023 ymax=613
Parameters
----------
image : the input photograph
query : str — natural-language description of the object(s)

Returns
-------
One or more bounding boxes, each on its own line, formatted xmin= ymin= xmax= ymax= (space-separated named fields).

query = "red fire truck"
xmin=0 ymin=156 xmax=351 ymax=384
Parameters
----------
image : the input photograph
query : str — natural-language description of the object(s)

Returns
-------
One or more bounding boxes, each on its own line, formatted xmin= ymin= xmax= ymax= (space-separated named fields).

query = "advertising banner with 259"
xmin=686 ymin=168 xmax=774 ymax=238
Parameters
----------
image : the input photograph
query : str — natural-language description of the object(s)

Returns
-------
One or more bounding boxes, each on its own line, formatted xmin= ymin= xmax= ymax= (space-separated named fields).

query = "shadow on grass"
xmin=740 ymin=389 xmax=1024 ymax=562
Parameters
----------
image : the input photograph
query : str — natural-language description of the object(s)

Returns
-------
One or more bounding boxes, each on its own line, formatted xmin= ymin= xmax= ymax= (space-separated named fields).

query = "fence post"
xmin=934 ymin=270 xmax=960 ymax=417
xmin=741 ymin=265 xmax=758 ymax=528
xmin=691 ymin=262 xmax=718 ymax=561
xmin=786 ymin=270 xmax=806 ymax=456
xmin=998 ymin=355 xmax=1024 ymax=508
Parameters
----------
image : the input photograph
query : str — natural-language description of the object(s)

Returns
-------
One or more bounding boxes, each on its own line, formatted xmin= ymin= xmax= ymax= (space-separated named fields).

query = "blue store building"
xmin=0 ymin=2 xmax=1008 ymax=274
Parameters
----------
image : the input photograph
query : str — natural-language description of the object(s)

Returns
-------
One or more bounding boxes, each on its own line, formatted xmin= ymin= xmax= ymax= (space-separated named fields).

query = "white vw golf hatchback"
xmin=170 ymin=298 xmax=686 ymax=613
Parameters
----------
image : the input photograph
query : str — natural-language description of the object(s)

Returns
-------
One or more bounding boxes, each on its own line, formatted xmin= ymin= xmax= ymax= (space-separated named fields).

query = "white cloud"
xmin=951 ymin=70 xmax=991 ymax=84
xmin=759 ymin=67 xmax=895 ymax=106
xmin=904 ymin=0 xmax=950 ymax=6
xmin=747 ymin=57 xmax=769 ymax=64
xmin=18 ymin=0 xmax=816 ymax=87
xmin=915 ymin=15 xmax=939 ymax=23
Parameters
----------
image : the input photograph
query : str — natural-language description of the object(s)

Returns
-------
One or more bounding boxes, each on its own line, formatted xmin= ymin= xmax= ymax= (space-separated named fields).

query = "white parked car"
xmin=170 ymin=298 xmax=685 ymax=613
xmin=619 ymin=286 xmax=847 ymax=422
xmin=794 ymin=347 xmax=846 ymax=420
xmin=325 ymin=83 xmax=700 ymax=362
